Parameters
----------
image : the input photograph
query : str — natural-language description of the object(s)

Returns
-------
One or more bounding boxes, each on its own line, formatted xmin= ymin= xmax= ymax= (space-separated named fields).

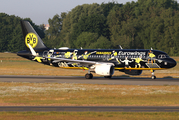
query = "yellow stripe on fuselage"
xmin=114 ymin=67 xmax=167 ymax=70
xmin=60 ymin=67 xmax=167 ymax=71
xmin=59 ymin=67 xmax=89 ymax=70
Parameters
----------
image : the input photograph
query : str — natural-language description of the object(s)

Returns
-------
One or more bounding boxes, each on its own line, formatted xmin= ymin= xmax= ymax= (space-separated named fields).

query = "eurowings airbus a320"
xmin=17 ymin=21 xmax=177 ymax=79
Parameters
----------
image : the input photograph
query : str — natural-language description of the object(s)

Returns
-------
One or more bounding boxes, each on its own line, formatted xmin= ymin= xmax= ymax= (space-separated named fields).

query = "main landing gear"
xmin=85 ymin=69 xmax=93 ymax=79
xmin=151 ymin=70 xmax=156 ymax=79
xmin=85 ymin=73 xmax=93 ymax=79
xmin=104 ymin=76 xmax=112 ymax=78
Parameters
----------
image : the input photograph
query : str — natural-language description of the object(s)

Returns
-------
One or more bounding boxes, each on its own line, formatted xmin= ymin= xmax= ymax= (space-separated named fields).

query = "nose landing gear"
xmin=151 ymin=70 xmax=156 ymax=79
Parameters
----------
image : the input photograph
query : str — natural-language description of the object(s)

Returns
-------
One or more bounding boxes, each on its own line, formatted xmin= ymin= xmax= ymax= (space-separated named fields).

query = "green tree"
xmin=0 ymin=13 xmax=45 ymax=52
xmin=43 ymin=13 xmax=66 ymax=48
xmin=74 ymin=32 xmax=98 ymax=49
xmin=90 ymin=35 xmax=112 ymax=49
xmin=71 ymin=14 xmax=109 ymax=45
xmin=60 ymin=3 xmax=103 ymax=48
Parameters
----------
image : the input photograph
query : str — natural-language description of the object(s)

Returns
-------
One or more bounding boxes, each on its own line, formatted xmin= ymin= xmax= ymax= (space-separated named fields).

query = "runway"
xmin=0 ymin=75 xmax=179 ymax=85
xmin=0 ymin=75 xmax=179 ymax=112
xmin=0 ymin=106 xmax=179 ymax=112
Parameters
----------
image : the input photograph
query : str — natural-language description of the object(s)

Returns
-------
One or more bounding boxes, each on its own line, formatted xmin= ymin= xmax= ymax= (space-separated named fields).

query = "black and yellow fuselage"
xmin=17 ymin=21 xmax=177 ymax=79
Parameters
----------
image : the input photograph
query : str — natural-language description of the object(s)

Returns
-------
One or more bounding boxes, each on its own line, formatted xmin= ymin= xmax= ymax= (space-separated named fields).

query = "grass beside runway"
xmin=0 ymin=82 xmax=179 ymax=106
xmin=0 ymin=112 xmax=178 ymax=120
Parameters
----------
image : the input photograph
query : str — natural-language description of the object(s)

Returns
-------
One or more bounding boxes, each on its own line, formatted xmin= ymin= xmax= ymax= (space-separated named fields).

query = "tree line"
xmin=0 ymin=13 xmax=45 ymax=52
xmin=0 ymin=0 xmax=179 ymax=56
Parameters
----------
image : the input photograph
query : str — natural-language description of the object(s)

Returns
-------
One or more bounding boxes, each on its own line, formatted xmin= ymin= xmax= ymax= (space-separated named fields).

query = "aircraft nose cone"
xmin=169 ymin=58 xmax=177 ymax=68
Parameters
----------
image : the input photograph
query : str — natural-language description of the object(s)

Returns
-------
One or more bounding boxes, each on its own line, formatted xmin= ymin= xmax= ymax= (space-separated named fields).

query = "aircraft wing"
xmin=47 ymin=57 xmax=107 ymax=66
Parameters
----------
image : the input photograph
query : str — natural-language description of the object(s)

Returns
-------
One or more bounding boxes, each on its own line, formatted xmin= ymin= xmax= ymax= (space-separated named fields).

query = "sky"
xmin=0 ymin=0 xmax=138 ymax=25
xmin=0 ymin=0 xmax=178 ymax=25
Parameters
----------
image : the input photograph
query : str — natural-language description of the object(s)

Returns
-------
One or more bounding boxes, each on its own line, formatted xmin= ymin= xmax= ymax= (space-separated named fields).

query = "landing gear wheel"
xmin=85 ymin=73 xmax=93 ymax=79
xmin=104 ymin=76 xmax=112 ymax=78
xmin=150 ymin=70 xmax=156 ymax=79
xmin=151 ymin=75 xmax=156 ymax=79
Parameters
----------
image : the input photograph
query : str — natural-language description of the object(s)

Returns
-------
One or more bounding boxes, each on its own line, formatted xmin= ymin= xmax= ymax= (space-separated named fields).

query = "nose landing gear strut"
xmin=151 ymin=70 xmax=156 ymax=79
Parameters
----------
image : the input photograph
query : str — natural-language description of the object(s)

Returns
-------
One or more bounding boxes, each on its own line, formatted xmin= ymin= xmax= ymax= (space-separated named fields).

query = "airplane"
xmin=17 ymin=21 xmax=177 ymax=79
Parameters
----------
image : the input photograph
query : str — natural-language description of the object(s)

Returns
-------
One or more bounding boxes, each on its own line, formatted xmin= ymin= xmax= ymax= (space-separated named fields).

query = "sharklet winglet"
xmin=28 ymin=44 xmax=37 ymax=56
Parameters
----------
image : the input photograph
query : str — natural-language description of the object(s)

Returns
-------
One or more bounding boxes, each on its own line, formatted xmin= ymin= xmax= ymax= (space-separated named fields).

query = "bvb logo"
xmin=25 ymin=33 xmax=38 ymax=48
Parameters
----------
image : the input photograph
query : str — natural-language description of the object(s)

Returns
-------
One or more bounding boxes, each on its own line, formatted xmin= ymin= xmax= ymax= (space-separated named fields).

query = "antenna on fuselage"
xmin=119 ymin=45 xmax=123 ymax=49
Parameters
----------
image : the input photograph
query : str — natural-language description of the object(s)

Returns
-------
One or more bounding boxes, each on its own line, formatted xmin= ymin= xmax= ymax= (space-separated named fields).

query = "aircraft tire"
xmin=85 ymin=73 xmax=93 ymax=79
xmin=104 ymin=76 xmax=112 ymax=78
xmin=151 ymin=75 xmax=156 ymax=79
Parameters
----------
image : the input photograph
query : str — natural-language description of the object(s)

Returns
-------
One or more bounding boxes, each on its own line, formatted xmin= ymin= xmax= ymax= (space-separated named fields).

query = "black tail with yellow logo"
xmin=20 ymin=21 xmax=48 ymax=51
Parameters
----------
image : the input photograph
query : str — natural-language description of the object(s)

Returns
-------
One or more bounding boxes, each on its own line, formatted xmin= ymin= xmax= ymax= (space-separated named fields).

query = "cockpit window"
xmin=158 ymin=54 xmax=168 ymax=59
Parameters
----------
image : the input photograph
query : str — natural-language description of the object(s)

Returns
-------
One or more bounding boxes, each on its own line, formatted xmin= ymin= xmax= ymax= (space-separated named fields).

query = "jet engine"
xmin=122 ymin=70 xmax=142 ymax=75
xmin=94 ymin=64 xmax=114 ymax=76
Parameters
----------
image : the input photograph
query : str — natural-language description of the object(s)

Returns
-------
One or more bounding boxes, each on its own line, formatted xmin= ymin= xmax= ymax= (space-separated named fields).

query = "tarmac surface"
xmin=0 ymin=75 xmax=179 ymax=85
xmin=0 ymin=75 xmax=179 ymax=112
xmin=0 ymin=106 xmax=179 ymax=112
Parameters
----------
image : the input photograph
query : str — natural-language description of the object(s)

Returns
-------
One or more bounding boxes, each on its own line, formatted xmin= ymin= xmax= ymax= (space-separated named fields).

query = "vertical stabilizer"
xmin=20 ymin=21 xmax=48 ymax=51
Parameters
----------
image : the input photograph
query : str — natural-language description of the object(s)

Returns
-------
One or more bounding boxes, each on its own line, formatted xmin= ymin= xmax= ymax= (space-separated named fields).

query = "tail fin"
xmin=20 ymin=20 xmax=48 ymax=51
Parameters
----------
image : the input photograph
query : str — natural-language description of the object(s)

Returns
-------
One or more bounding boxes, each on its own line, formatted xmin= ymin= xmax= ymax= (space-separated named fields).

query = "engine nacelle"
xmin=123 ymin=70 xmax=142 ymax=75
xmin=95 ymin=64 xmax=114 ymax=76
